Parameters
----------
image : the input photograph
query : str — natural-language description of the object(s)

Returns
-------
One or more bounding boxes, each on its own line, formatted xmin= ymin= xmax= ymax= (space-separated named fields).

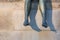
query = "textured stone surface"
xmin=0 ymin=1 xmax=60 ymax=40
xmin=0 ymin=31 xmax=57 ymax=40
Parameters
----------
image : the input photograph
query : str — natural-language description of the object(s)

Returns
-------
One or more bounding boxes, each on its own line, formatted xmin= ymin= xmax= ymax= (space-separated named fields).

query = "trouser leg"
xmin=24 ymin=0 xmax=32 ymax=26
xmin=39 ymin=0 xmax=48 ymax=27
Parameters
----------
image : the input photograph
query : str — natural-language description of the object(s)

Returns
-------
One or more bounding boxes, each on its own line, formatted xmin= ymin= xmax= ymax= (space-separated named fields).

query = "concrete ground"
xmin=0 ymin=1 xmax=60 ymax=40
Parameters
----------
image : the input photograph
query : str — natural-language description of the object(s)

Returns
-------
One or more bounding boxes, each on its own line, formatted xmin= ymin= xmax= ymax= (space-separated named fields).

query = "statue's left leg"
xmin=24 ymin=0 xmax=32 ymax=26
xmin=39 ymin=0 xmax=48 ymax=28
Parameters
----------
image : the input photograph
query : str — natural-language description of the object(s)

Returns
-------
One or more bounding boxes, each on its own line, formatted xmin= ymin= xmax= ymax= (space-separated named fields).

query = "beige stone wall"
xmin=0 ymin=1 xmax=60 ymax=40
xmin=0 ymin=0 xmax=60 ymax=2
xmin=0 ymin=0 xmax=23 ymax=2
xmin=0 ymin=1 xmax=60 ymax=31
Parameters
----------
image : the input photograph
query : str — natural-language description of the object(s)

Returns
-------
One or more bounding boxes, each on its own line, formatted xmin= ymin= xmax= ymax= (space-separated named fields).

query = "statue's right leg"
xmin=24 ymin=0 xmax=32 ymax=26
xmin=39 ymin=0 xmax=48 ymax=28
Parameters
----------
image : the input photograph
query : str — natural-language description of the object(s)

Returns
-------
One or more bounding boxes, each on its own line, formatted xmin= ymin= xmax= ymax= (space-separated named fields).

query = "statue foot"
xmin=42 ymin=24 xmax=48 ymax=28
xmin=42 ymin=23 xmax=48 ymax=28
xmin=24 ymin=23 xmax=29 ymax=26
xmin=23 ymin=20 xmax=29 ymax=26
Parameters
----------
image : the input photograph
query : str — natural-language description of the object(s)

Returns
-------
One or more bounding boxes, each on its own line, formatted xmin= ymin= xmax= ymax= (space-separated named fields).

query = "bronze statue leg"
xmin=39 ymin=0 xmax=48 ymax=28
xmin=24 ymin=0 xmax=32 ymax=26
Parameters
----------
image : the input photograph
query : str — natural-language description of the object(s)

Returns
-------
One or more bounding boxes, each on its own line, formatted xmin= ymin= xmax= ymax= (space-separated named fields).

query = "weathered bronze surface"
xmin=24 ymin=0 xmax=52 ymax=28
